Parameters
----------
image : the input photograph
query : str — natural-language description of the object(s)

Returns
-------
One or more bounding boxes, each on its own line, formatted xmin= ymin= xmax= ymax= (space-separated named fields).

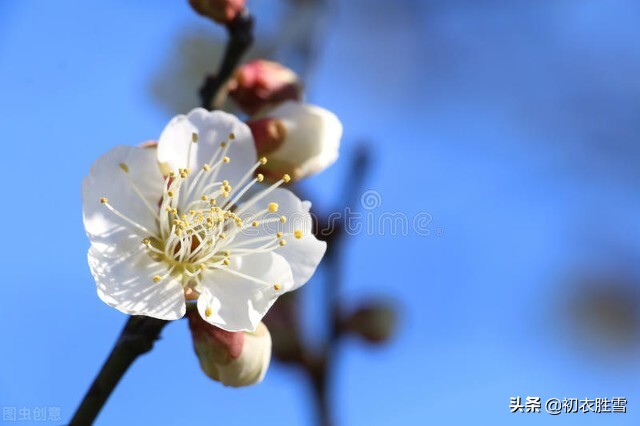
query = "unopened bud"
xmin=189 ymin=0 xmax=246 ymax=24
xmin=247 ymin=101 xmax=342 ymax=181
xmin=228 ymin=60 xmax=302 ymax=116
xmin=344 ymin=301 xmax=397 ymax=344
xmin=139 ymin=140 xmax=158 ymax=149
xmin=247 ymin=118 xmax=288 ymax=155
xmin=188 ymin=311 xmax=272 ymax=387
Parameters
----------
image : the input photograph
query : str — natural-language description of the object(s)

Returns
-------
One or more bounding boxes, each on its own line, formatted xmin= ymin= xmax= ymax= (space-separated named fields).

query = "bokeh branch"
xmin=70 ymin=316 xmax=169 ymax=426
xmin=309 ymin=145 xmax=372 ymax=426
xmin=199 ymin=9 xmax=254 ymax=110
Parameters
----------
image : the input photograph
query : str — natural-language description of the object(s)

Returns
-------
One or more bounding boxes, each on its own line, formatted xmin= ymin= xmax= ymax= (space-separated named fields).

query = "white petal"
xmin=234 ymin=187 xmax=326 ymax=289
xmin=82 ymin=145 xmax=163 ymax=256
xmin=157 ymin=108 xmax=257 ymax=188
xmin=197 ymin=252 xmax=294 ymax=332
xmin=88 ymin=247 xmax=186 ymax=320
xmin=156 ymin=114 xmax=199 ymax=174
xmin=267 ymin=101 xmax=342 ymax=177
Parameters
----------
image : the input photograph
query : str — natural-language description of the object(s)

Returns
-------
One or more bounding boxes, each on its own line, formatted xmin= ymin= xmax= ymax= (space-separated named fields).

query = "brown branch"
xmin=69 ymin=316 xmax=169 ymax=425
xmin=199 ymin=9 xmax=254 ymax=110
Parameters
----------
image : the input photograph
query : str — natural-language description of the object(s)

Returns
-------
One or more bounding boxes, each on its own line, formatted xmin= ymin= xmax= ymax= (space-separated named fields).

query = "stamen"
xmin=101 ymin=199 xmax=158 ymax=238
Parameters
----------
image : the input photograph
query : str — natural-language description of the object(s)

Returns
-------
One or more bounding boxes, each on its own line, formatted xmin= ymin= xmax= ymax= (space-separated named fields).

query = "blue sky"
xmin=2 ymin=0 xmax=640 ymax=425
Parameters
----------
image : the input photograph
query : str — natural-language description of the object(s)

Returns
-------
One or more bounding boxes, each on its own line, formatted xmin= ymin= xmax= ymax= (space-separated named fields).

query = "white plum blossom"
xmin=83 ymin=108 xmax=326 ymax=332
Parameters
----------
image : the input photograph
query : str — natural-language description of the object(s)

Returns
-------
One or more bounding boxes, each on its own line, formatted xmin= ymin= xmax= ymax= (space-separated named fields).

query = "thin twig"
xmin=199 ymin=9 xmax=254 ymax=110
xmin=306 ymin=145 xmax=372 ymax=426
xmin=69 ymin=316 xmax=169 ymax=425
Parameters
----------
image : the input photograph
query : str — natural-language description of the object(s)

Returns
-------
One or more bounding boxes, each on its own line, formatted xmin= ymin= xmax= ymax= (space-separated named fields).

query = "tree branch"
xmin=69 ymin=316 xmax=169 ymax=426
xmin=199 ymin=9 xmax=255 ymax=110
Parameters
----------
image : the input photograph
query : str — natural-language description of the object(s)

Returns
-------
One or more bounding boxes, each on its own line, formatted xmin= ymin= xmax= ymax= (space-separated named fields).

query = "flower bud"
xmin=189 ymin=0 xmax=246 ymax=24
xmin=247 ymin=101 xmax=342 ymax=181
xmin=187 ymin=311 xmax=271 ymax=387
xmin=228 ymin=60 xmax=302 ymax=116
xmin=343 ymin=301 xmax=397 ymax=344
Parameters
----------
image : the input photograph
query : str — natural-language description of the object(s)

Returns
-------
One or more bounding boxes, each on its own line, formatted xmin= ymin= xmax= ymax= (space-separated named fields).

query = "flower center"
xmin=99 ymin=132 xmax=301 ymax=297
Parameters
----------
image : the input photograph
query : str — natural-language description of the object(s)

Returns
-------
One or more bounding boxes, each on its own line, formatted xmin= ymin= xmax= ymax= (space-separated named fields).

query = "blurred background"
xmin=1 ymin=0 xmax=640 ymax=424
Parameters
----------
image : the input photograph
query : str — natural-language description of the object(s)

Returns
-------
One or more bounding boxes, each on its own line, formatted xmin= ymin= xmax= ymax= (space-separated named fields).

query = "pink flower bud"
xmin=189 ymin=0 xmax=246 ymax=24
xmin=247 ymin=101 xmax=342 ymax=181
xmin=188 ymin=311 xmax=272 ymax=387
xmin=228 ymin=60 xmax=302 ymax=116
xmin=246 ymin=118 xmax=287 ymax=155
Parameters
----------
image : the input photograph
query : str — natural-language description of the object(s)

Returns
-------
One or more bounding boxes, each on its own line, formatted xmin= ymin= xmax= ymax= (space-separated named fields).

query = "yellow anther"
xmin=192 ymin=132 xmax=198 ymax=143
xmin=222 ymin=180 xmax=229 ymax=185
xmin=259 ymin=157 xmax=268 ymax=165
xmin=189 ymin=210 xmax=195 ymax=216
xmin=268 ymin=202 xmax=279 ymax=213
xmin=201 ymin=195 xmax=208 ymax=201
xmin=167 ymin=190 xmax=174 ymax=197
xmin=153 ymin=275 xmax=162 ymax=283
xmin=294 ymin=230 xmax=303 ymax=239
xmin=205 ymin=306 xmax=212 ymax=317
xmin=203 ymin=164 xmax=211 ymax=171
xmin=223 ymin=258 xmax=230 ymax=266
xmin=220 ymin=142 xmax=227 ymax=148
xmin=119 ymin=163 xmax=129 ymax=173
xmin=199 ymin=263 xmax=207 ymax=270
xmin=273 ymin=283 xmax=281 ymax=291
xmin=219 ymin=233 xmax=226 ymax=239
xmin=100 ymin=197 xmax=108 ymax=204
xmin=180 ymin=214 xmax=187 ymax=220
xmin=276 ymin=231 xmax=284 ymax=238
xmin=169 ymin=171 xmax=176 ymax=178
xmin=279 ymin=216 xmax=287 ymax=223
xmin=279 ymin=239 xmax=287 ymax=246
xmin=252 ymin=221 xmax=259 ymax=227
xmin=229 ymin=133 xmax=235 ymax=140
xmin=222 ymin=192 xmax=229 ymax=198
xmin=223 ymin=156 xmax=230 ymax=163
xmin=224 ymin=250 xmax=231 ymax=257
xmin=209 ymin=199 xmax=216 ymax=205
xmin=142 ymin=238 xmax=151 ymax=246
xmin=283 ymin=174 xmax=291 ymax=183
xmin=171 ymin=208 xmax=178 ymax=215
xmin=257 ymin=173 xmax=264 ymax=182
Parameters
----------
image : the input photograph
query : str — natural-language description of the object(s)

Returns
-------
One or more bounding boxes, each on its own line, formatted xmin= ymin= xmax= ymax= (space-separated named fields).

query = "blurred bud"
xmin=139 ymin=140 xmax=157 ymax=149
xmin=187 ymin=311 xmax=271 ymax=387
xmin=228 ymin=60 xmax=302 ymax=116
xmin=248 ymin=101 xmax=342 ymax=181
xmin=189 ymin=0 xmax=246 ymax=24
xmin=343 ymin=301 xmax=397 ymax=344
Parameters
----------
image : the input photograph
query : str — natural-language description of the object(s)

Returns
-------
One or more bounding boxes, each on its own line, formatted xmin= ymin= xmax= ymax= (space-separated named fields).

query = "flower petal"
xmin=88 ymin=247 xmax=186 ymax=320
xmin=157 ymin=108 xmax=257 ymax=188
xmin=82 ymin=145 xmax=163 ymax=256
xmin=235 ymin=187 xmax=326 ymax=289
xmin=197 ymin=252 xmax=294 ymax=332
